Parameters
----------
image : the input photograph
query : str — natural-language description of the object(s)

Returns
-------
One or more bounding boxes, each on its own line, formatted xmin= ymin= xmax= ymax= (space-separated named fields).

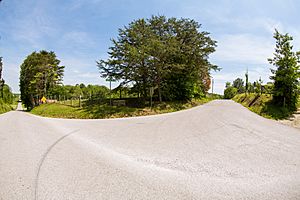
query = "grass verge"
xmin=232 ymin=93 xmax=293 ymax=120
xmin=0 ymin=99 xmax=14 ymax=114
xmin=30 ymin=95 xmax=220 ymax=119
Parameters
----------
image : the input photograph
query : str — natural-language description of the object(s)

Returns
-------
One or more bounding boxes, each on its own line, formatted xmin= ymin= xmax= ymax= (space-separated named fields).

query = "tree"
xmin=254 ymin=78 xmax=263 ymax=95
xmin=98 ymin=15 xmax=218 ymax=101
xmin=19 ymin=50 xmax=64 ymax=109
xmin=268 ymin=30 xmax=300 ymax=110
xmin=0 ymin=57 xmax=5 ymax=98
xmin=2 ymin=84 xmax=13 ymax=104
xmin=224 ymin=86 xmax=237 ymax=99
xmin=225 ymin=82 xmax=231 ymax=88
xmin=245 ymin=69 xmax=249 ymax=94
xmin=232 ymin=78 xmax=245 ymax=93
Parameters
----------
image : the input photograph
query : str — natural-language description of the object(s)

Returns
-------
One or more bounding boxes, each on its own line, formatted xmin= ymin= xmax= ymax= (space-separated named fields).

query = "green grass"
xmin=232 ymin=93 xmax=293 ymax=120
xmin=0 ymin=99 xmax=15 ymax=114
xmin=30 ymin=96 xmax=219 ymax=119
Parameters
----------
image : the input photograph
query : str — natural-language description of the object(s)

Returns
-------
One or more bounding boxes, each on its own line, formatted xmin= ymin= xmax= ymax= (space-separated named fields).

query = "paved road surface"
xmin=0 ymin=100 xmax=300 ymax=200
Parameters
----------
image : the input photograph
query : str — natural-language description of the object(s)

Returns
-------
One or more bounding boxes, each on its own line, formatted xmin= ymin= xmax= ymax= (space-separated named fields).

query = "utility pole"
xmin=106 ymin=76 xmax=116 ymax=106
xmin=0 ymin=57 xmax=4 ymax=98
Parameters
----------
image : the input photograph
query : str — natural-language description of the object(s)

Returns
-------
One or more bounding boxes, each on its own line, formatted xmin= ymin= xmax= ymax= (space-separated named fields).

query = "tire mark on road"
xmin=34 ymin=129 xmax=80 ymax=200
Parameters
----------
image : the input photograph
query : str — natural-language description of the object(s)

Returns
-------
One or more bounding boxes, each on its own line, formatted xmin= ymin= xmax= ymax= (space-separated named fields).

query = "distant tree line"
xmin=98 ymin=15 xmax=218 ymax=102
xmin=223 ymin=77 xmax=271 ymax=99
xmin=47 ymin=84 xmax=110 ymax=100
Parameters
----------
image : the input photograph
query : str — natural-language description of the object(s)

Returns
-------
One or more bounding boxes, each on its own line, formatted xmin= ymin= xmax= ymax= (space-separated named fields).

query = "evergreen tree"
xmin=0 ymin=57 xmax=4 ymax=98
xmin=245 ymin=69 xmax=249 ymax=94
xmin=268 ymin=30 xmax=300 ymax=110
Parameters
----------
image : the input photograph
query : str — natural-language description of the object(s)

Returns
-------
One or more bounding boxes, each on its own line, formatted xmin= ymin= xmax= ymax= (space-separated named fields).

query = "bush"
xmin=224 ymin=87 xmax=238 ymax=99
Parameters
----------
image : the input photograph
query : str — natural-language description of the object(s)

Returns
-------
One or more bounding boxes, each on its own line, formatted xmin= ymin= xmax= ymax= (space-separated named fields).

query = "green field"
xmin=232 ymin=93 xmax=293 ymax=120
xmin=30 ymin=95 xmax=220 ymax=119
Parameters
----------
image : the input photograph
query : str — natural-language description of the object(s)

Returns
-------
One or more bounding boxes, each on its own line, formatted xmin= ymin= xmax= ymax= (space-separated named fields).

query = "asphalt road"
xmin=0 ymin=100 xmax=300 ymax=200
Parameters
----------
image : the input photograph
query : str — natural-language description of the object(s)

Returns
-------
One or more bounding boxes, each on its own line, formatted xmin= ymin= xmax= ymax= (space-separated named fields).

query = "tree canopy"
xmin=19 ymin=50 xmax=64 ymax=108
xmin=98 ymin=15 xmax=218 ymax=101
xmin=268 ymin=29 xmax=300 ymax=110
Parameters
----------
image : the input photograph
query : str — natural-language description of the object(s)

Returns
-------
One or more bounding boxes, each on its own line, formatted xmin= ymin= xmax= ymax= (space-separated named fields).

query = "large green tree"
xmin=98 ymin=15 xmax=218 ymax=101
xmin=20 ymin=50 xmax=64 ymax=108
xmin=268 ymin=30 xmax=300 ymax=110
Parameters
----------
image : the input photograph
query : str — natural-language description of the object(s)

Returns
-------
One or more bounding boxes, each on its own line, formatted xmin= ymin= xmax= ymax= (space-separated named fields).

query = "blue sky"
xmin=0 ymin=0 xmax=299 ymax=94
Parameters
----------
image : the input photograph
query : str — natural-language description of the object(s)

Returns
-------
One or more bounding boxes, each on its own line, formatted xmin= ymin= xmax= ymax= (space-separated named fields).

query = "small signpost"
xmin=41 ymin=96 xmax=47 ymax=104
xmin=106 ymin=76 xmax=116 ymax=106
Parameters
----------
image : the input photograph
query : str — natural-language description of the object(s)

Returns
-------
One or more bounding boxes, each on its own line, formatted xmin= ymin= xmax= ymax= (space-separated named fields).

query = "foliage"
xmin=98 ymin=15 xmax=218 ymax=102
xmin=46 ymin=84 xmax=110 ymax=100
xmin=253 ymin=77 xmax=263 ymax=95
xmin=1 ymin=84 xmax=14 ymax=104
xmin=233 ymin=93 xmax=292 ymax=120
xmin=0 ymin=57 xmax=5 ymax=97
xmin=30 ymin=96 xmax=219 ymax=119
xmin=225 ymin=76 xmax=271 ymax=98
xmin=0 ymin=99 xmax=13 ymax=114
xmin=232 ymin=78 xmax=245 ymax=93
xmin=245 ymin=70 xmax=249 ymax=94
xmin=0 ymin=84 xmax=15 ymax=115
xmin=224 ymin=86 xmax=238 ymax=99
xmin=0 ymin=57 xmax=14 ymax=113
xmin=268 ymin=29 xmax=300 ymax=111
xmin=223 ymin=78 xmax=244 ymax=99
xmin=19 ymin=51 xmax=64 ymax=109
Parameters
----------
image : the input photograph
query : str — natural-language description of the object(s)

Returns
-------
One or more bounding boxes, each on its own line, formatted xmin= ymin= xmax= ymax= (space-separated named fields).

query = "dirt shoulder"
xmin=279 ymin=109 xmax=300 ymax=129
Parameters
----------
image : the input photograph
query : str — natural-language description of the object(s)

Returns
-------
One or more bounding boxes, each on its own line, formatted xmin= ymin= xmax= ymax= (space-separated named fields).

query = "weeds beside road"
xmin=232 ymin=93 xmax=294 ymax=120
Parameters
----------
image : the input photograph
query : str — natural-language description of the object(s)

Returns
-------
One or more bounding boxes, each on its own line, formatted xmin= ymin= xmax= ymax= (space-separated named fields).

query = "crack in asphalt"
xmin=34 ymin=129 xmax=80 ymax=200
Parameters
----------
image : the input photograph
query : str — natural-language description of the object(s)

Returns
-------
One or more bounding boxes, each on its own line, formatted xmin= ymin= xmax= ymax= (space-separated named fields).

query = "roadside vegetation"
xmin=226 ymin=30 xmax=300 ymax=120
xmin=0 ymin=57 xmax=16 ymax=114
xmin=233 ymin=94 xmax=293 ymax=119
xmin=30 ymin=94 xmax=221 ymax=119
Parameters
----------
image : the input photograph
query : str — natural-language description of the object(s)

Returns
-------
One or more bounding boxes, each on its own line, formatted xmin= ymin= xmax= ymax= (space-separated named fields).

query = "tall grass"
xmin=233 ymin=93 xmax=293 ymax=119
